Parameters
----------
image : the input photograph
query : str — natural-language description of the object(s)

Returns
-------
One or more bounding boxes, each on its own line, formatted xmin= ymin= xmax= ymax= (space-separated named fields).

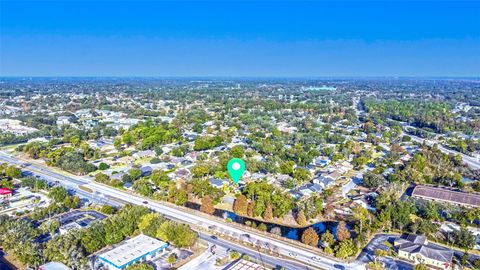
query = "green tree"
xmin=413 ymin=264 xmax=428 ymax=270
xmin=293 ymin=168 xmax=311 ymax=183
xmin=156 ymin=222 xmax=198 ymax=248
xmin=166 ymin=254 xmax=177 ymax=267
xmin=48 ymin=186 xmax=68 ymax=203
xmin=128 ymin=168 xmax=142 ymax=181
xmin=191 ymin=164 xmax=212 ymax=178
xmin=126 ymin=263 xmax=155 ymax=270
xmin=363 ymin=172 xmax=384 ymax=188
xmin=321 ymin=230 xmax=335 ymax=247
xmin=335 ymin=239 xmax=356 ymax=259
xmin=138 ymin=213 xmax=166 ymax=238
xmin=230 ymin=145 xmax=245 ymax=158
xmin=230 ymin=250 xmax=241 ymax=260
xmin=98 ymin=162 xmax=109 ymax=170
xmin=5 ymin=165 xmax=22 ymax=179
xmin=39 ymin=219 xmax=60 ymax=236
xmin=352 ymin=205 xmax=369 ymax=233
xmin=279 ymin=161 xmax=295 ymax=175
xmin=151 ymin=170 xmax=169 ymax=186
xmin=258 ymin=223 xmax=267 ymax=231
xmin=95 ymin=172 xmax=110 ymax=184
xmin=99 ymin=205 xmax=114 ymax=215
xmin=454 ymin=227 xmax=476 ymax=249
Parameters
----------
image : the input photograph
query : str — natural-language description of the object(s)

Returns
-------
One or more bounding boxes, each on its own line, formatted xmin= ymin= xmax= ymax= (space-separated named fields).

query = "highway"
xmin=198 ymin=233 xmax=314 ymax=270
xmin=357 ymin=107 xmax=480 ymax=170
xmin=0 ymin=151 xmax=363 ymax=270
xmin=403 ymin=132 xmax=480 ymax=170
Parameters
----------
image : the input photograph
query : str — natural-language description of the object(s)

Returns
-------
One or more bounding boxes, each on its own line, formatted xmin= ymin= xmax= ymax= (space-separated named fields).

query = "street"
xmin=0 ymin=151 xmax=366 ymax=270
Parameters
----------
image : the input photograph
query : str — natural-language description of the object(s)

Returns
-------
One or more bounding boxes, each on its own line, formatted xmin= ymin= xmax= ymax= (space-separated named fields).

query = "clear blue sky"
xmin=1 ymin=1 xmax=479 ymax=77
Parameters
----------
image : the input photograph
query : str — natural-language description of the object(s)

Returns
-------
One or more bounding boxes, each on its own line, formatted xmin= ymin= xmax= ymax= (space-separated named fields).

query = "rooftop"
xmin=395 ymin=234 xmax=453 ymax=264
xmin=226 ymin=259 xmax=265 ymax=270
xmin=0 ymin=188 xmax=12 ymax=195
xmin=39 ymin=262 xmax=72 ymax=270
xmin=98 ymin=234 xmax=168 ymax=268
xmin=412 ymin=185 xmax=480 ymax=208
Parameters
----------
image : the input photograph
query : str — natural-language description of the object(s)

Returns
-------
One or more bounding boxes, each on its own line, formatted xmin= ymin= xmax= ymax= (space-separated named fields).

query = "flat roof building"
xmin=39 ymin=262 xmax=72 ymax=270
xmin=98 ymin=234 xmax=168 ymax=270
xmin=226 ymin=259 xmax=265 ymax=270
xmin=412 ymin=185 xmax=480 ymax=208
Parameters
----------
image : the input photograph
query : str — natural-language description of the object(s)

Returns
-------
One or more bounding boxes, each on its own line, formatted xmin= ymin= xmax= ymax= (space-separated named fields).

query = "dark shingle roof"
xmin=396 ymin=234 xmax=453 ymax=264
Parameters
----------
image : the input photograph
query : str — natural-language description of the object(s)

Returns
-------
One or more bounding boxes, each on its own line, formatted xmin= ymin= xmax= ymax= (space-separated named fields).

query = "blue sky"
xmin=1 ymin=1 xmax=479 ymax=77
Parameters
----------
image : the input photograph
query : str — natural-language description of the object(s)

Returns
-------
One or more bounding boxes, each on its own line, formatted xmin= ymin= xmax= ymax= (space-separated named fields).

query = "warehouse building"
xmin=98 ymin=234 xmax=168 ymax=270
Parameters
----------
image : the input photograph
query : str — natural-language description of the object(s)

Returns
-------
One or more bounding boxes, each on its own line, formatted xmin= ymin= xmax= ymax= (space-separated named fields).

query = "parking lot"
xmin=53 ymin=209 xmax=107 ymax=227
xmin=153 ymin=247 xmax=193 ymax=270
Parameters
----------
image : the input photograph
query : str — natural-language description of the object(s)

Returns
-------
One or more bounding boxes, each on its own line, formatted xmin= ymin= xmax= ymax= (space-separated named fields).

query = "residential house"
xmin=139 ymin=166 xmax=153 ymax=176
xmin=209 ymin=178 xmax=228 ymax=189
xmin=313 ymin=176 xmax=335 ymax=189
xmin=298 ymin=183 xmax=322 ymax=197
xmin=56 ymin=116 xmax=71 ymax=126
xmin=395 ymin=234 xmax=453 ymax=270
xmin=133 ymin=150 xmax=155 ymax=159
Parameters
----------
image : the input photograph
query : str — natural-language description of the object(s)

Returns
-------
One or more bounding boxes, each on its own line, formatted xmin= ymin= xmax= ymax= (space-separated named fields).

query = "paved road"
xmin=380 ymin=118 xmax=480 ymax=170
xmin=408 ymin=133 xmax=480 ymax=170
xmin=0 ymin=152 xmax=122 ymax=206
xmin=198 ymin=233 xmax=313 ymax=270
xmin=0 ymin=151 xmax=365 ymax=270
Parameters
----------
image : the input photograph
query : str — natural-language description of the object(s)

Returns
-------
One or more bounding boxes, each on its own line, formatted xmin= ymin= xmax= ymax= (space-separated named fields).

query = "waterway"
xmin=185 ymin=202 xmax=344 ymax=242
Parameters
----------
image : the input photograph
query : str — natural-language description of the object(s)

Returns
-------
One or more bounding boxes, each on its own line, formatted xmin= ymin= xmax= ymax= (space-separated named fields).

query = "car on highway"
xmin=334 ymin=264 xmax=346 ymax=270
xmin=210 ymin=235 xmax=218 ymax=240
xmin=142 ymin=201 xmax=149 ymax=204
xmin=311 ymin=256 xmax=322 ymax=262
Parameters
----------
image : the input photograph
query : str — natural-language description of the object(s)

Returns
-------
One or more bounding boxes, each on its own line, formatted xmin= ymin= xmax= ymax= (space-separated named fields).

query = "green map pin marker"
xmin=227 ymin=158 xmax=245 ymax=184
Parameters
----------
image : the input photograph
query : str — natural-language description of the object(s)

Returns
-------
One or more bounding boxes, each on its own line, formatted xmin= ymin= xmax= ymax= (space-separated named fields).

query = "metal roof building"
xmin=412 ymin=185 xmax=480 ymax=208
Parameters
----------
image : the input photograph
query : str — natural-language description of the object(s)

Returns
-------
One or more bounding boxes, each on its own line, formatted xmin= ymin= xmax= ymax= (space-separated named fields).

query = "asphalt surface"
xmin=357 ymin=234 xmax=413 ymax=270
xmin=198 ymin=233 xmax=314 ymax=270
xmin=0 ymin=151 xmax=364 ymax=270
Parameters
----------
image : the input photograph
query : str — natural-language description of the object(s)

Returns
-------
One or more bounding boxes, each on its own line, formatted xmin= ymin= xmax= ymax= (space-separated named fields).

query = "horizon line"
xmin=1 ymin=75 xmax=480 ymax=80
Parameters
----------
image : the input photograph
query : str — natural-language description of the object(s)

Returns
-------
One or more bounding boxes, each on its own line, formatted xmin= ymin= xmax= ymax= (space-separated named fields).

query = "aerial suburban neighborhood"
xmin=2 ymin=0 xmax=480 ymax=269
xmin=0 ymin=78 xmax=479 ymax=270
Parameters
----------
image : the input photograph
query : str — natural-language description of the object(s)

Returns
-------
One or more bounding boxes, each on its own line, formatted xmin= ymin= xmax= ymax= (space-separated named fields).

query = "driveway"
xmin=358 ymin=234 xmax=413 ymax=270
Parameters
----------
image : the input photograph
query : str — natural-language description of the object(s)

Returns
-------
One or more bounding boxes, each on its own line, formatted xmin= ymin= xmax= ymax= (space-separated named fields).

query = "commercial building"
xmin=98 ymin=234 xmax=168 ymax=270
xmin=225 ymin=259 xmax=265 ymax=270
xmin=39 ymin=262 xmax=72 ymax=270
xmin=412 ymin=185 xmax=480 ymax=208
xmin=395 ymin=234 xmax=453 ymax=270
xmin=0 ymin=188 xmax=13 ymax=200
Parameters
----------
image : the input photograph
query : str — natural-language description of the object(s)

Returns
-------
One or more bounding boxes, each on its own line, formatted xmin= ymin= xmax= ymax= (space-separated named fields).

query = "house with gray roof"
xmin=298 ymin=183 xmax=322 ymax=197
xmin=394 ymin=234 xmax=453 ymax=270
